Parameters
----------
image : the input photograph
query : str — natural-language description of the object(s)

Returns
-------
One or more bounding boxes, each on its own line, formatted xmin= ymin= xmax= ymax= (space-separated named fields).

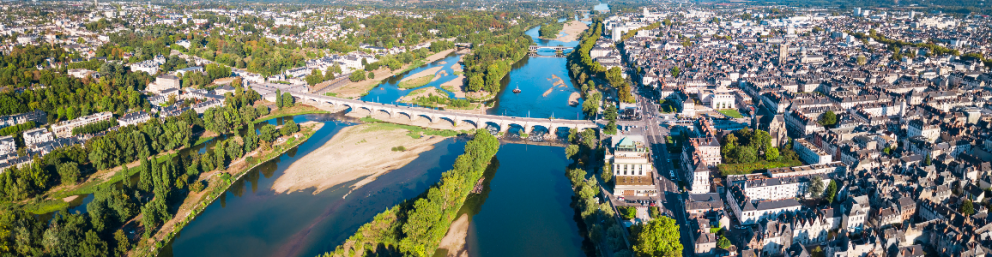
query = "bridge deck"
xmin=283 ymin=90 xmax=600 ymax=131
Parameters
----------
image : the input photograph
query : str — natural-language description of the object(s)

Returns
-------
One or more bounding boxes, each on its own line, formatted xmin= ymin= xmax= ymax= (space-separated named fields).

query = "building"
xmin=794 ymin=139 xmax=832 ymax=165
xmin=606 ymin=136 xmax=657 ymax=197
xmin=907 ymin=119 xmax=940 ymax=142
xmin=22 ymin=127 xmax=53 ymax=149
xmin=728 ymin=186 xmax=803 ymax=224
xmin=147 ymin=74 xmax=181 ymax=94
xmin=50 ymin=112 xmax=113 ymax=138
xmin=117 ymin=111 xmax=150 ymax=127
xmin=0 ymin=136 xmax=15 ymax=156
xmin=0 ymin=110 xmax=46 ymax=129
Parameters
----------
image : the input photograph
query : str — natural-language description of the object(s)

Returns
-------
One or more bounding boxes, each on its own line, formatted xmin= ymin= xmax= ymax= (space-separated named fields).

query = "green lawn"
xmin=718 ymin=109 xmax=743 ymax=118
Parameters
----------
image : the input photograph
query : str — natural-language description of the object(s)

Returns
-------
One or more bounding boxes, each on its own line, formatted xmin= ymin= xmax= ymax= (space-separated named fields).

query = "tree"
xmin=259 ymin=124 xmax=279 ymax=142
xmin=819 ymin=111 xmax=837 ymax=127
xmin=57 ymin=162 xmax=81 ymax=185
xmin=467 ymin=75 xmax=484 ymax=91
xmin=349 ymin=71 xmax=366 ymax=82
xmin=765 ymin=147 xmax=779 ymax=161
xmin=809 ymin=176 xmax=825 ymax=199
xmin=280 ymin=120 xmax=299 ymax=135
xmin=305 ymin=69 xmax=324 ymax=86
xmin=275 ymin=89 xmax=283 ymax=108
xmin=717 ymin=234 xmax=732 ymax=250
xmin=739 ymin=146 xmax=757 ymax=163
xmin=281 ymin=93 xmax=294 ymax=108
xmin=565 ymin=144 xmax=580 ymax=160
xmin=80 ymin=230 xmax=108 ymax=257
xmin=962 ymin=199 xmax=976 ymax=216
xmin=825 ymin=180 xmax=838 ymax=204
xmin=924 ymin=154 xmax=931 ymax=166
xmin=113 ymin=229 xmax=129 ymax=257
xmin=671 ymin=66 xmax=680 ymax=77
xmin=367 ymin=71 xmax=375 ymax=79
xmin=632 ymin=217 xmax=683 ymax=257
xmin=257 ymin=105 xmax=269 ymax=116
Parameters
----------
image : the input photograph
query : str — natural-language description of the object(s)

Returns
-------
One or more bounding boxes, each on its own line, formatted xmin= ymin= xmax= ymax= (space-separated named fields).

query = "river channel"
xmin=47 ymin=12 xmax=603 ymax=257
xmin=153 ymin=113 xmax=583 ymax=257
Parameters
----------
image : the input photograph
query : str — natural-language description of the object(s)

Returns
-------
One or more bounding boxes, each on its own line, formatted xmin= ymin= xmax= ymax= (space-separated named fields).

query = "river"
xmin=50 ymin=8 xmax=606 ymax=256
xmin=155 ymin=113 xmax=585 ymax=257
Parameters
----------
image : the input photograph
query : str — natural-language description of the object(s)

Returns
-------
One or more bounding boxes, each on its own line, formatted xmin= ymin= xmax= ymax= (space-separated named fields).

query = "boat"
xmin=512 ymin=86 xmax=521 ymax=93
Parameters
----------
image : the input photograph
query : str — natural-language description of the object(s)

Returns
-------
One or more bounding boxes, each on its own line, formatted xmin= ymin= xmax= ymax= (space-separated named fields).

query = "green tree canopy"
xmin=632 ymin=217 xmax=683 ymax=257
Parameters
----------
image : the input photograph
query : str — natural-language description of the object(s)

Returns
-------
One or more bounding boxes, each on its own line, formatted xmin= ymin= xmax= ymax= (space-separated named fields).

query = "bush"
xmin=619 ymin=206 xmax=637 ymax=220
xmin=190 ymin=180 xmax=205 ymax=193
xmin=391 ymin=146 xmax=406 ymax=152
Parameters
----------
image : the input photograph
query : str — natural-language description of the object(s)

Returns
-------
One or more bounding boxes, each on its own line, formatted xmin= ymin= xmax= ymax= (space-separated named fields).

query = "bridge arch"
xmin=458 ymin=119 xmax=480 ymax=129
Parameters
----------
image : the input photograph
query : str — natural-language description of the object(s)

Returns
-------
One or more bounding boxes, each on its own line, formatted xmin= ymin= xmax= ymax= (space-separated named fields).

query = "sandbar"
xmin=402 ymin=66 xmax=443 ymax=82
xmin=568 ymin=92 xmax=581 ymax=106
xmin=556 ymin=21 xmax=589 ymax=42
xmin=437 ymin=214 xmax=471 ymax=257
xmin=271 ymin=124 xmax=449 ymax=195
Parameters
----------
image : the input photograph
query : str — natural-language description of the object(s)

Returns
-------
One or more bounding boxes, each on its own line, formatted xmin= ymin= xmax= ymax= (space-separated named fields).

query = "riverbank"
xmin=437 ymin=214 xmax=471 ymax=257
xmin=329 ymin=49 xmax=456 ymax=98
xmin=556 ymin=21 xmax=589 ymax=42
xmin=134 ymin=122 xmax=324 ymax=257
xmin=271 ymin=122 xmax=453 ymax=196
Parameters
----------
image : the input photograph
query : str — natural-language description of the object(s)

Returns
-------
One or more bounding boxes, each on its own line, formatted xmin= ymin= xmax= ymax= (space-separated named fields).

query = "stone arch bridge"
xmin=293 ymin=93 xmax=600 ymax=134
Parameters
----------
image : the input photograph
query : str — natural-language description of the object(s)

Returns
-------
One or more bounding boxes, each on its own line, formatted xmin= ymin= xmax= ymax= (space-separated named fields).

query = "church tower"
xmin=779 ymin=42 xmax=789 ymax=65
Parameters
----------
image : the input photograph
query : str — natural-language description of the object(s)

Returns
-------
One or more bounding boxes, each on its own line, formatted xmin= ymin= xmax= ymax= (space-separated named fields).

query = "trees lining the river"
xmin=324 ymin=130 xmax=499 ymax=257
xmin=0 ymin=84 xmax=312 ymax=256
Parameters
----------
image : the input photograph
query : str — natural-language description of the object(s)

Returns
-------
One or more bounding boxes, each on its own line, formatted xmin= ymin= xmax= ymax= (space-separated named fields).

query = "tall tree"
xmin=631 ymin=217 xmax=683 ymax=257
xmin=825 ymin=180 xmax=838 ymax=204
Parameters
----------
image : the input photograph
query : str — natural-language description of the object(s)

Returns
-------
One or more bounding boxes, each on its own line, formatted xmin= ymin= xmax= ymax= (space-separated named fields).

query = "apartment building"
xmin=50 ymin=112 xmax=113 ymax=138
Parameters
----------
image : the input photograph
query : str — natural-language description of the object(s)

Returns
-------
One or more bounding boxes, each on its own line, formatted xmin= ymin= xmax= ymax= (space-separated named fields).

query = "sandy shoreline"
xmin=271 ymin=123 xmax=449 ymax=195
xmin=437 ymin=214 xmax=471 ymax=257
xmin=555 ymin=21 xmax=589 ymax=42
xmin=442 ymin=75 xmax=467 ymax=98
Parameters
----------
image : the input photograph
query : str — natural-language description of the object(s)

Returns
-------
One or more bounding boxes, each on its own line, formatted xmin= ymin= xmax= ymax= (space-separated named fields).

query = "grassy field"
xmin=718 ymin=109 xmax=743 ymax=118
xmin=398 ymin=75 xmax=434 ymax=89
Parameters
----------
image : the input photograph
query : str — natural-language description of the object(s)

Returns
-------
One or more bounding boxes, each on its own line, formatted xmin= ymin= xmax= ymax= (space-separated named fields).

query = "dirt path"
xmin=271 ymin=124 xmax=450 ymax=196
xmin=437 ymin=214 xmax=471 ymax=257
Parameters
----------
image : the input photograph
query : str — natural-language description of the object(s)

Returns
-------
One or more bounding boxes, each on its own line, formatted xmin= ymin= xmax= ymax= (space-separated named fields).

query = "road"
xmin=625 ymin=85 xmax=695 ymax=256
